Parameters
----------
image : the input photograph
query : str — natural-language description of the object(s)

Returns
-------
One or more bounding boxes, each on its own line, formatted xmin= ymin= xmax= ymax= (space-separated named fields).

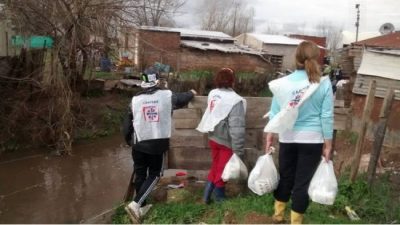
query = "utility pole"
xmin=355 ymin=4 xmax=360 ymax=42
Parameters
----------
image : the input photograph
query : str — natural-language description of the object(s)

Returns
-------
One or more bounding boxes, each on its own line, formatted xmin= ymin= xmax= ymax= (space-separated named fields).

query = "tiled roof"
xmin=352 ymin=31 xmax=400 ymax=49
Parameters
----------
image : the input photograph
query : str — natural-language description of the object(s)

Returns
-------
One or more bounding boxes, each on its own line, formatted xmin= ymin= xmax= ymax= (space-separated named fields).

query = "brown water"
xmin=0 ymin=135 xmax=132 ymax=223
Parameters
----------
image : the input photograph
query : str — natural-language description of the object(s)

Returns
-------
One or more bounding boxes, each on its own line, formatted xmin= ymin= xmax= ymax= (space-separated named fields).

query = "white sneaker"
xmin=140 ymin=204 xmax=153 ymax=217
xmin=125 ymin=201 xmax=141 ymax=223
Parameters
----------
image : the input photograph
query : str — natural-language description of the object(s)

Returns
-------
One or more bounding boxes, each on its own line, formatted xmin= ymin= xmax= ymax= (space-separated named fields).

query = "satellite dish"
xmin=379 ymin=23 xmax=395 ymax=35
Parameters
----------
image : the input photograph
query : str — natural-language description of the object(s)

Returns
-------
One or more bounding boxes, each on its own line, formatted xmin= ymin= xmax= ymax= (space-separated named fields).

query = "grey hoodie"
xmin=208 ymin=101 xmax=246 ymax=157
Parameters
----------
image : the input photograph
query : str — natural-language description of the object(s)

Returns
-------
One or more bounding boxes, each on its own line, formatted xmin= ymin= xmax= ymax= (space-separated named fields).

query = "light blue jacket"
xmin=269 ymin=70 xmax=334 ymax=139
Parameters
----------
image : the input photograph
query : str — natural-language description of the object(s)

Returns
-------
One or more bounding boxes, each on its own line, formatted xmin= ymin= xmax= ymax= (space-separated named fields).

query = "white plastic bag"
xmin=263 ymin=107 xmax=298 ymax=134
xmin=221 ymin=154 xmax=248 ymax=182
xmin=248 ymin=154 xmax=279 ymax=195
xmin=308 ymin=159 xmax=338 ymax=205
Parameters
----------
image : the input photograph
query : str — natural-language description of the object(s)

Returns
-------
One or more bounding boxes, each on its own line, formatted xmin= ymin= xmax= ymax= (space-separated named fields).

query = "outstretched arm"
xmin=171 ymin=89 xmax=196 ymax=110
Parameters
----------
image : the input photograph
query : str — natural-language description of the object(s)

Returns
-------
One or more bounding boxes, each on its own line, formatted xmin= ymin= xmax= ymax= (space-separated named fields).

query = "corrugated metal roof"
xmin=140 ymin=26 xmax=233 ymax=41
xmin=352 ymin=31 xmax=400 ymax=49
xmin=357 ymin=50 xmax=400 ymax=80
xmin=247 ymin=33 xmax=325 ymax=49
xmin=248 ymin=33 xmax=303 ymax=46
xmin=180 ymin=40 xmax=261 ymax=55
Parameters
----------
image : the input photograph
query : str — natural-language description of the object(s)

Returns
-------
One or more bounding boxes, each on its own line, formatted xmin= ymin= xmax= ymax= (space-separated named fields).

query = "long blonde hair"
xmin=295 ymin=41 xmax=321 ymax=83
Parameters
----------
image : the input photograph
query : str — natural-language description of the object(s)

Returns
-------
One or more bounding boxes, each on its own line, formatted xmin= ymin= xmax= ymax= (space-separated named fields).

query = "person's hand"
xmin=322 ymin=146 xmax=332 ymax=162
xmin=322 ymin=140 xmax=333 ymax=162
xmin=190 ymin=89 xmax=197 ymax=95
xmin=265 ymin=133 xmax=274 ymax=154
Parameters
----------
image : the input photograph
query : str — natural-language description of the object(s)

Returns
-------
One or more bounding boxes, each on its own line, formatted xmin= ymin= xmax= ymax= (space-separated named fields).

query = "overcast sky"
xmin=175 ymin=0 xmax=400 ymax=35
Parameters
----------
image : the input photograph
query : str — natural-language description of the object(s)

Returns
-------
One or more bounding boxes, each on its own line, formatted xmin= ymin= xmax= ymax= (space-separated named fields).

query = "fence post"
xmin=367 ymin=88 xmax=395 ymax=186
xmin=350 ymin=80 xmax=376 ymax=182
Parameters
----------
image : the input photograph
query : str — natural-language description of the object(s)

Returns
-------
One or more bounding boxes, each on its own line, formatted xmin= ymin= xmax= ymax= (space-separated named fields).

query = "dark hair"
xmin=295 ymin=41 xmax=321 ymax=83
xmin=214 ymin=68 xmax=235 ymax=88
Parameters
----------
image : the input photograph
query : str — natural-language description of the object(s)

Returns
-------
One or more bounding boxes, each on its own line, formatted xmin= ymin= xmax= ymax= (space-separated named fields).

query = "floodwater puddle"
xmin=0 ymin=135 xmax=132 ymax=223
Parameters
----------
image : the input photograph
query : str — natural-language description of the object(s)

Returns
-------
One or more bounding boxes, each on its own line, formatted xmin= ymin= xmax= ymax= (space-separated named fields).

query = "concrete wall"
xmin=262 ymin=44 xmax=297 ymax=71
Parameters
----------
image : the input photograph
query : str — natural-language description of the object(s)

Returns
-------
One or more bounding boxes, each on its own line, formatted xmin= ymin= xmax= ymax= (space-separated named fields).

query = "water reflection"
xmin=0 ymin=135 xmax=132 ymax=223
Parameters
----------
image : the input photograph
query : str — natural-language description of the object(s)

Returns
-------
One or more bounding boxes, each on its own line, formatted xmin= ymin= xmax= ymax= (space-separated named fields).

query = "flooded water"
xmin=0 ymin=135 xmax=132 ymax=223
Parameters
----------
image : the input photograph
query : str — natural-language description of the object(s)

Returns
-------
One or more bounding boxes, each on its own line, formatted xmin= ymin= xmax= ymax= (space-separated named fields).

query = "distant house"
xmin=135 ymin=26 xmax=273 ymax=73
xmin=338 ymin=31 xmax=400 ymax=77
xmin=235 ymin=33 xmax=325 ymax=72
xmin=352 ymin=49 xmax=400 ymax=150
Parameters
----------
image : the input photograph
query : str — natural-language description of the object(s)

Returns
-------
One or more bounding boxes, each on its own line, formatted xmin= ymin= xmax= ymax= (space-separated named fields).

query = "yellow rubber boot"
xmin=291 ymin=210 xmax=304 ymax=224
xmin=272 ymin=200 xmax=286 ymax=223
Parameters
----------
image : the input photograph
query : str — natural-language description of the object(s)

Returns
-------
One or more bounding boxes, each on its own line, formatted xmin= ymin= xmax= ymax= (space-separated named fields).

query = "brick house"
xmin=136 ymin=26 xmax=273 ymax=73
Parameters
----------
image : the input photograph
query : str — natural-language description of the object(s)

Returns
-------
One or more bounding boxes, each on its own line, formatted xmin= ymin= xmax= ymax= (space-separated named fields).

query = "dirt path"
xmin=0 ymin=135 xmax=132 ymax=223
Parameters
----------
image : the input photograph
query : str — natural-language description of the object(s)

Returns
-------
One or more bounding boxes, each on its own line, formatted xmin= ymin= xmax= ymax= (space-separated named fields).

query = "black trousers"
xmin=132 ymin=150 xmax=164 ymax=206
xmin=273 ymin=142 xmax=323 ymax=214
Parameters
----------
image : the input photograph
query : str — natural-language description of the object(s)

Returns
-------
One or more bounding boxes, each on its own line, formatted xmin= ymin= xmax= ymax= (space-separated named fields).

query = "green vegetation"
xmin=0 ymin=138 xmax=20 ymax=153
xmin=236 ymin=72 xmax=257 ymax=80
xmin=259 ymin=87 xmax=273 ymax=97
xmin=84 ymin=71 xmax=121 ymax=80
xmin=178 ymin=70 xmax=213 ymax=80
xmin=338 ymin=130 xmax=359 ymax=145
xmin=76 ymin=107 xmax=127 ymax=141
xmin=112 ymin=173 xmax=400 ymax=224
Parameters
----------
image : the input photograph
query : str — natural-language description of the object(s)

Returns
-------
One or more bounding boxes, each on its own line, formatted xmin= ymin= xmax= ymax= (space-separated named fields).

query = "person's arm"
xmin=265 ymin=96 xmax=280 ymax=153
xmin=171 ymin=89 xmax=196 ymax=110
xmin=321 ymin=80 xmax=334 ymax=161
xmin=228 ymin=102 xmax=246 ymax=158
xmin=122 ymin=107 xmax=134 ymax=146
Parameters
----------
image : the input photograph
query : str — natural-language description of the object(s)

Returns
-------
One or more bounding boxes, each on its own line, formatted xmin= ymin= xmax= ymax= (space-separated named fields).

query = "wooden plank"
xmin=173 ymin=108 xmax=201 ymax=119
xmin=334 ymin=108 xmax=351 ymax=114
xmin=244 ymin=129 xmax=263 ymax=149
xmin=367 ymin=88 xmax=395 ymax=186
xmin=168 ymin=147 xmax=211 ymax=170
xmin=188 ymin=96 xmax=207 ymax=110
xmin=334 ymin=100 xmax=345 ymax=108
xmin=173 ymin=118 xmax=200 ymax=129
xmin=170 ymin=129 xmax=206 ymax=148
xmin=350 ymin=80 xmax=376 ymax=182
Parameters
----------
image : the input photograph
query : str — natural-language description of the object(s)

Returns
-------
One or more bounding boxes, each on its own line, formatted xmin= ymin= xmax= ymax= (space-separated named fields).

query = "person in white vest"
xmin=197 ymin=68 xmax=246 ymax=203
xmin=122 ymin=72 xmax=196 ymax=223
xmin=264 ymin=41 xmax=334 ymax=224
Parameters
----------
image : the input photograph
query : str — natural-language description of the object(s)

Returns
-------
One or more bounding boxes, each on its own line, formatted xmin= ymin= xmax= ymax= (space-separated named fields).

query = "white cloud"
xmin=174 ymin=0 xmax=400 ymax=34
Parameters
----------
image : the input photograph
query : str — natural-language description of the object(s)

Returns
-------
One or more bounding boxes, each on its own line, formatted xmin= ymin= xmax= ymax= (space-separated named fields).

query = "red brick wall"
xmin=138 ymin=30 xmax=180 ymax=70
xmin=138 ymin=30 xmax=273 ymax=73
xmin=179 ymin=48 xmax=272 ymax=73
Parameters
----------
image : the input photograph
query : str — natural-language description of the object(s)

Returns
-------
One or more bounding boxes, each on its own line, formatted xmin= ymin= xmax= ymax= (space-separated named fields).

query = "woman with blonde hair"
xmin=264 ymin=41 xmax=333 ymax=224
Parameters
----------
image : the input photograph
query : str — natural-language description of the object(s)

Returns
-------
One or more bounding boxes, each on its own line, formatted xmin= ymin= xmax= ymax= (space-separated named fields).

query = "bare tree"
xmin=199 ymin=0 xmax=254 ymax=37
xmin=315 ymin=20 xmax=343 ymax=51
xmin=127 ymin=0 xmax=186 ymax=26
